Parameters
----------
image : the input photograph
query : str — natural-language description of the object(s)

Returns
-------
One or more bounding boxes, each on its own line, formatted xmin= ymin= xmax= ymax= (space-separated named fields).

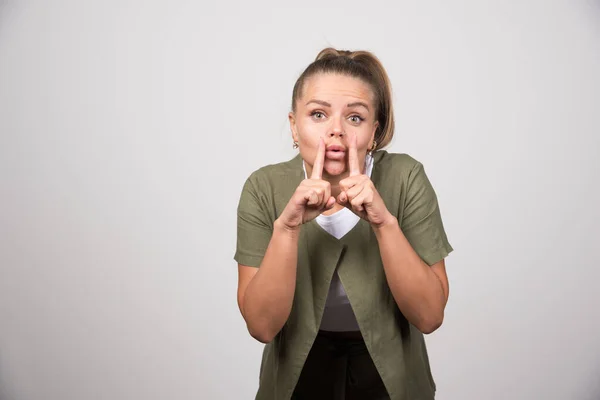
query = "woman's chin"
xmin=323 ymin=161 xmax=347 ymax=177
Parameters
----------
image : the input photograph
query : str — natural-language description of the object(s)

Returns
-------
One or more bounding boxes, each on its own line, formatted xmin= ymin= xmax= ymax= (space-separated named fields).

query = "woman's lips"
xmin=326 ymin=150 xmax=346 ymax=160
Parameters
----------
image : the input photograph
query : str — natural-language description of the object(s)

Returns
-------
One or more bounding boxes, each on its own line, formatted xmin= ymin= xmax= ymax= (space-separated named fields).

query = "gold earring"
xmin=293 ymin=141 xmax=299 ymax=149
xmin=369 ymin=140 xmax=377 ymax=153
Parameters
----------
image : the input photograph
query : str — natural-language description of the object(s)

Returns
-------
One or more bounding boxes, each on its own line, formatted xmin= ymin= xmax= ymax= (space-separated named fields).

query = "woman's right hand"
xmin=277 ymin=138 xmax=335 ymax=230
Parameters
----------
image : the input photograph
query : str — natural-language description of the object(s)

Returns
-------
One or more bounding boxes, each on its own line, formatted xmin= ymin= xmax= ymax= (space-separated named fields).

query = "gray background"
xmin=1 ymin=0 xmax=599 ymax=399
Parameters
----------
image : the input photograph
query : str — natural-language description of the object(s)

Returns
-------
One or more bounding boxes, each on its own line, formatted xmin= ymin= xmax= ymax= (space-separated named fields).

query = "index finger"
xmin=311 ymin=137 xmax=325 ymax=179
xmin=348 ymin=133 xmax=360 ymax=176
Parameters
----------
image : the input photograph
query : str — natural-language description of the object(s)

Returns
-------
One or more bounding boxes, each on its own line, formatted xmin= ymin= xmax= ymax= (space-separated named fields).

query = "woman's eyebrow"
xmin=305 ymin=99 xmax=331 ymax=107
xmin=305 ymin=99 xmax=370 ymax=111
xmin=347 ymin=101 xmax=370 ymax=111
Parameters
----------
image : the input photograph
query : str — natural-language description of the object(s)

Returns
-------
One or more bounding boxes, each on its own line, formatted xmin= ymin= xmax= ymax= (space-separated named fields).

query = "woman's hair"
xmin=291 ymin=48 xmax=395 ymax=150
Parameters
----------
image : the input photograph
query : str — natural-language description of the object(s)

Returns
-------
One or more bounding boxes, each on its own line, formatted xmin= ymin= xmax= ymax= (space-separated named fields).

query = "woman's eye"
xmin=349 ymin=115 xmax=364 ymax=124
xmin=311 ymin=112 xmax=325 ymax=119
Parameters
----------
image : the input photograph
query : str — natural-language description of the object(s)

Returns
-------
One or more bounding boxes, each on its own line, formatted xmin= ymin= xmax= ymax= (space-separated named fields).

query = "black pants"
xmin=292 ymin=331 xmax=390 ymax=400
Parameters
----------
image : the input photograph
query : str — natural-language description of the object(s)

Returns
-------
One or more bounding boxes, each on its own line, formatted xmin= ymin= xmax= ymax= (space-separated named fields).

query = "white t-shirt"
xmin=302 ymin=154 xmax=374 ymax=331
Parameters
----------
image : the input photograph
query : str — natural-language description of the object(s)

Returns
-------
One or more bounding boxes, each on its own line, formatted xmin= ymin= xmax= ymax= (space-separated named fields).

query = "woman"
xmin=235 ymin=48 xmax=453 ymax=400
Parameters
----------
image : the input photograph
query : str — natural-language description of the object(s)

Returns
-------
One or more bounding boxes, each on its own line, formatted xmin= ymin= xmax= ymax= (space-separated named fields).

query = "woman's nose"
xmin=328 ymin=118 xmax=344 ymax=138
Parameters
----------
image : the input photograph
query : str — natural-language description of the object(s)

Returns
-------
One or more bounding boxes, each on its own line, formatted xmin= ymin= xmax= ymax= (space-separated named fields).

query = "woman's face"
xmin=289 ymin=73 xmax=379 ymax=179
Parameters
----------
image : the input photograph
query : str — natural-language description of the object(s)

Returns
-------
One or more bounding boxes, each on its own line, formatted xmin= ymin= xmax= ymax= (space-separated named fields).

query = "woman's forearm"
xmin=373 ymin=218 xmax=446 ymax=334
xmin=242 ymin=219 xmax=300 ymax=343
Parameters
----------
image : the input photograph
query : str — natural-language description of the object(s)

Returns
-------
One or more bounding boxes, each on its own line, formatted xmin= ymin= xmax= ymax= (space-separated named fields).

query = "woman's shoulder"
xmin=242 ymin=154 xmax=304 ymax=190
xmin=374 ymin=150 xmax=424 ymax=175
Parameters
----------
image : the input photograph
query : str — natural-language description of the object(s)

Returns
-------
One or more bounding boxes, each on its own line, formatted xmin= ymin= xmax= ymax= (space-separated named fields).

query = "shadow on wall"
xmin=0 ymin=354 xmax=13 ymax=400
xmin=587 ymin=361 xmax=600 ymax=400
xmin=0 ymin=0 xmax=14 ymax=15
xmin=0 ymin=0 xmax=19 ymax=33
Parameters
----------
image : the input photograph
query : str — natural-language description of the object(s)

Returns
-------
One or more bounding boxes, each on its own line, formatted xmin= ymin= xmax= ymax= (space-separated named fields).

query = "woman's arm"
xmin=237 ymin=220 xmax=300 ymax=344
xmin=335 ymin=140 xmax=451 ymax=334
xmin=237 ymin=140 xmax=334 ymax=343
xmin=373 ymin=217 xmax=449 ymax=334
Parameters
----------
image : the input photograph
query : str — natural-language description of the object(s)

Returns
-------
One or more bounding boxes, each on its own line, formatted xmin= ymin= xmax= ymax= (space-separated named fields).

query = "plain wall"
xmin=1 ymin=0 xmax=599 ymax=399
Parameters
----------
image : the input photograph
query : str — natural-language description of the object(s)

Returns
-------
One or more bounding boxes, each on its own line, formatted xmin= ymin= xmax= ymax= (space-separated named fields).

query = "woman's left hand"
xmin=337 ymin=136 xmax=396 ymax=228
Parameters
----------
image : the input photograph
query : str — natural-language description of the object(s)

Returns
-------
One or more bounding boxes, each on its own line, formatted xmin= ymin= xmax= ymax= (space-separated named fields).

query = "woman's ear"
xmin=371 ymin=120 xmax=379 ymax=144
xmin=289 ymin=111 xmax=299 ymax=143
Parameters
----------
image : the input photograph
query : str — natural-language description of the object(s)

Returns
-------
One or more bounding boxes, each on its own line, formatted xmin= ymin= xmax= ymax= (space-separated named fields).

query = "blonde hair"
xmin=291 ymin=48 xmax=395 ymax=150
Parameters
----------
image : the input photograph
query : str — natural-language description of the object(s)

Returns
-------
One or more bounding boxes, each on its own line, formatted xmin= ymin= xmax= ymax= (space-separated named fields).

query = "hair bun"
xmin=315 ymin=47 xmax=352 ymax=61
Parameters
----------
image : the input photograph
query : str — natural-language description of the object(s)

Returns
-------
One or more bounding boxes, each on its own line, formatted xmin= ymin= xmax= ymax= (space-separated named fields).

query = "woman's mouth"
xmin=326 ymin=145 xmax=346 ymax=160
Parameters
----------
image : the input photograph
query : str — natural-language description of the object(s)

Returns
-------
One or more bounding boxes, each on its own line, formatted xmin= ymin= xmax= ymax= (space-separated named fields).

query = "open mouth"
xmin=326 ymin=145 xmax=346 ymax=152
xmin=326 ymin=147 xmax=346 ymax=160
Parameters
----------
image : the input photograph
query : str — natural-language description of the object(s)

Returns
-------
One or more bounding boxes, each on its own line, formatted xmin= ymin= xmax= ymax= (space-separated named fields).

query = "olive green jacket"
xmin=235 ymin=150 xmax=453 ymax=400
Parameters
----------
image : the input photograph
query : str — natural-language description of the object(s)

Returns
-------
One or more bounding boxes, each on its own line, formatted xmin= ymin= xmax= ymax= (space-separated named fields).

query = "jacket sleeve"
xmin=234 ymin=172 xmax=274 ymax=268
xmin=400 ymin=161 xmax=453 ymax=266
